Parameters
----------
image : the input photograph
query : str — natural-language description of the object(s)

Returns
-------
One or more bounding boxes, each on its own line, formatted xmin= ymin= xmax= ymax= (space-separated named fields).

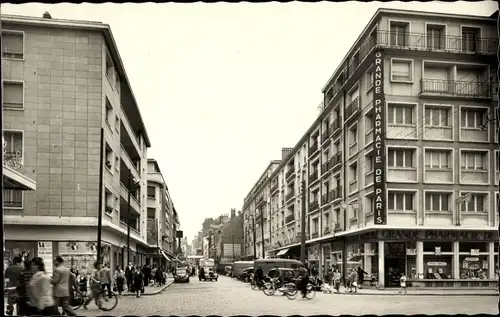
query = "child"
xmin=399 ymin=273 xmax=407 ymax=294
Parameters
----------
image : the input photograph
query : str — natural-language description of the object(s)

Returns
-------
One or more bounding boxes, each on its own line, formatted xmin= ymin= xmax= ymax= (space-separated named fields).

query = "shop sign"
xmin=37 ymin=241 xmax=53 ymax=276
xmin=470 ymin=249 xmax=480 ymax=256
xmin=427 ymin=262 xmax=447 ymax=266
xmin=434 ymin=247 xmax=441 ymax=255
xmin=406 ymin=248 xmax=416 ymax=256
xmin=464 ymin=257 xmax=479 ymax=262
xmin=372 ymin=50 xmax=386 ymax=225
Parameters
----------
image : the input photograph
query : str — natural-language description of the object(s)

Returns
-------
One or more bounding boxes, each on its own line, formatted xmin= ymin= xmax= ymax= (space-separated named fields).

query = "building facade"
xmin=2 ymin=13 xmax=157 ymax=271
xmin=241 ymin=8 xmax=499 ymax=288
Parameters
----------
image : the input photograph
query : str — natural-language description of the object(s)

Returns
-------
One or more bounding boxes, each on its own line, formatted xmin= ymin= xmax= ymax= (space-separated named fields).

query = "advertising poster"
xmin=372 ymin=50 xmax=387 ymax=225
xmin=37 ymin=241 xmax=53 ymax=276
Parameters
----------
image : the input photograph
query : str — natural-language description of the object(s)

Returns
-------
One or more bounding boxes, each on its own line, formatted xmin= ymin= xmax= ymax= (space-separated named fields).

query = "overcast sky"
xmin=3 ymin=1 xmax=497 ymax=242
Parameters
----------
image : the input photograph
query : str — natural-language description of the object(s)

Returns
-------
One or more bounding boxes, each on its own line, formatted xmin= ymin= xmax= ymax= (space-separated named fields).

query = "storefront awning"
xmin=161 ymin=251 xmax=171 ymax=261
xmin=276 ymin=248 xmax=290 ymax=256
xmin=3 ymin=166 xmax=36 ymax=191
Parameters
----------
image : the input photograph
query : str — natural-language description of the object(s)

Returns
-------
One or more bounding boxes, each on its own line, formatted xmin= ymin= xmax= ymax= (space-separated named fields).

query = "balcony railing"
xmin=331 ymin=152 xmax=342 ymax=169
xmin=285 ymin=213 xmax=295 ymax=224
xmin=329 ymin=186 xmax=343 ymax=201
xmin=376 ymin=30 xmax=497 ymax=55
xmin=309 ymin=200 xmax=319 ymax=212
xmin=311 ymin=232 xmax=319 ymax=239
xmin=420 ymin=79 xmax=496 ymax=98
xmin=309 ymin=142 xmax=318 ymax=156
xmin=321 ymin=161 xmax=330 ymax=175
xmin=270 ymin=183 xmax=278 ymax=193
xmin=334 ymin=222 xmax=341 ymax=231
xmin=321 ymin=192 xmax=330 ymax=205
xmin=323 ymin=226 xmax=331 ymax=234
xmin=285 ymin=167 xmax=295 ymax=180
xmin=309 ymin=171 xmax=318 ymax=183
xmin=329 ymin=117 xmax=342 ymax=137
xmin=345 ymin=97 xmax=360 ymax=120
xmin=285 ymin=192 xmax=295 ymax=202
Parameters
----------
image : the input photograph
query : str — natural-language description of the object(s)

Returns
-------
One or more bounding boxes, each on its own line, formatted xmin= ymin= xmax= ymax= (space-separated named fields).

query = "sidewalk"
xmin=332 ymin=287 xmax=498 ymax=296
xmin=122 ymin=274 xmax=174 ymax=296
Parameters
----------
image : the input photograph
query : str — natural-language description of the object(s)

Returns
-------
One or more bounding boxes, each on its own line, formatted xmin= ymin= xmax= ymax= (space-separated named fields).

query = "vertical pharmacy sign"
xmin=373 ymin=50 xmax=387 ymax=225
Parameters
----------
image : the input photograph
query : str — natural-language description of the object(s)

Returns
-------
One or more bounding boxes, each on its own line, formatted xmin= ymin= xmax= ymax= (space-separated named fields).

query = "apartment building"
xmin=242 ymin=160 xmax=281 ymax=259
xmin=2 ymin=13 xmax=154 ymax=271
xmin=242 ymin=8 xmax=499 ymax=288
xmin=146 ymin=158 xmax=179 ymax=267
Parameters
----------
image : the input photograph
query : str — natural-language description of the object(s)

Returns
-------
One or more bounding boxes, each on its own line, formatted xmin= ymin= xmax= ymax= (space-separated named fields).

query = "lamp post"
xmin=126 ymin=169 xmax=140 ymax=265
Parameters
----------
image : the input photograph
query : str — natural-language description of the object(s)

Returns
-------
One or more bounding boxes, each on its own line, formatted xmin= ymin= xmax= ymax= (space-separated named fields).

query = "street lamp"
xmin=126 ymin=169 xmax=141 ymax=265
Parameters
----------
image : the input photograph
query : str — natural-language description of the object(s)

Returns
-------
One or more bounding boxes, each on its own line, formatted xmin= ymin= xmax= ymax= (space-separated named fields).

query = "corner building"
xmin=2 ymin=14 xmax=158 ymax=271
xmin=242 ymin=8 xmax=499 ymax=288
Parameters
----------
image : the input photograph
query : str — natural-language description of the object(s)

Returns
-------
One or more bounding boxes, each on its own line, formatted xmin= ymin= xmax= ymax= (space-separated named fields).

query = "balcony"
xmin=323 ymin=226 xmax=331 ymax=235
xmin=285 ymin=192 xmax=295 ymax=202
xmin=376 ymin=30 xmax=497 ymax=55
xmin=461 ymin=169 xmax=488 ymax=184
xmin=420 ymin=79 xmax=496 ymax=99
xmin=309 ymin=200 xmax=319 ymax=212
xmin=331 ymin=152 xmax=342 ymax=170
xmin=120 ymin=145 xmax=140 ymax=180
xmin=285 ymin=213 xmax=295 ymax=224
xmin=270 ymin=182 xmax=278 ymax=193
xmin=321 ymin=161 xmax=330 ymax=176
xmin=345 ymin=97 xmax=360 ymax=121
xmin=334 ymin=222 xmax=341 ymax=231
xmin=329 ymin=186 xmax=343 ymax=202
xmin=285 ymin=167 xmax=295 ymax=180
xmin=311 ymin=232 xmax=319 ymax=239
xmin=321 ymin=128 xmax=330 ymax=144
xmin=120 ymin=182 xmax=141 ymax=212
xmin=329 ymin=117 xmax=342 ymax=138
xmin=321 ymin=192 xmax=330 ymax=205
xmin=309 ymin=143 xmax=319 ymax=157
xmin=309 ymin=171 xmax=318 ymax=184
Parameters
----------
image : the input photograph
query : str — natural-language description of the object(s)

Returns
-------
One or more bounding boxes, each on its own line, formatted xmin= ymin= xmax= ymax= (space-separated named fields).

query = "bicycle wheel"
xmin=262 ymin=282 xmax=276 ymax=296
xmin=285 ymin=285 xmax=298 ymax=300
xmin=97 ymin=291 xmax=118 ymax=311
xmin=305 ymin=284 xmax=316 ymax=300
xmin=71 ymin=290 xmax=84 ymax=311
xmin=250 ymin=280 xmax=257 ymax=290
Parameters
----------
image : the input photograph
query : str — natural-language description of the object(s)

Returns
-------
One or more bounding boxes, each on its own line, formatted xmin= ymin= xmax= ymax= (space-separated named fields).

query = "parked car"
xmin=204 ymin=268 xmax=218 ymax=281
xmin=174 ymin=267 xmax=190 ymax=283
xmin=239 ymin=267 xmax=254 ymax=282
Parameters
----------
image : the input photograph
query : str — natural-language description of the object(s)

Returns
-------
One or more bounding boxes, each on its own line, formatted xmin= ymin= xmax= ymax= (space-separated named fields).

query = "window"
xmin=425 ymin=107 xmax=450 ymax=127
xmin=461 ymin=109 xmax=485 ymax=129
xmin=106 ymin=51 xmax=114 ymax=81
xmin=349 ymin=162 xmax=358 ymax=182
xmin=365 ymin=66 xmax=374 ymax=91
xmin=425 ymin=150 xmax=451 ymax=169
xmin=461 ymin=151 xmax=486 ymax=170
xmin=335 ymin=209 xmax=341 ymax=224
xmin=2 ymin=31 xmax=24 ymax=59
xmin=349 ymin=86 xmax=359 ymax=104
xmin=348 ymin=124 xmax=358 ymax=147
xmin=497 ymin=152 xmax=500 ymax=171
xmin=3 ymin=130 xmax=23 ymax=158
xmin=425 ymin=192 xmax=450 ymax=212
xmin=312 ymin=218 xmax=319 ymax=233
xmin=391 ymin=59 xmax=413 ymax=82
xmin=426 ymin=24 xmax=445 ymax=50
xmin=366 ymin=195 xmax=375 ymax=214
xmin=105 ymin=98 xmax=113 ymax=125
xmin=388 ymin=104 xmax=413 ymax=125
xmin=147 ymin=186 xmax=156 ymax=199
xmin=105 ymin=191 xmax=114 ymax=213
xmin=114 ymin=156 xmax=120 ymax=171
xmin=365 ymin=154 xmax=374 ymax=174
xmin=390 ymin=21 xmax=409 ymax=46
xmin=3 ymin=189 xmax=23 ymax=208
xmin=388 ymin=148 xmax=414 ymax=168
xmin=461 ymin=27 xmax=480 ymax=52
xmin=365 ymin=113 xmax=374 ymax=132
xmin=461 ymin=193 xmax=486 ymax=213
xmin=3 ymin=81 xmax=24 ymax=110
xmin=388 ymin=192 xmax=414 ymax=211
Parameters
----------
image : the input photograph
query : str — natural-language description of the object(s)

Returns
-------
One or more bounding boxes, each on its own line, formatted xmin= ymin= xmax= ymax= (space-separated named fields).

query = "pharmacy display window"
xmin=365 ymin=242 xmax=378 ymax=276
xmin=405 ymin=241 xmax=417 ymax=279
xmin=423 ymin=241 xmax=453 ymax=279
xmin=458 ymin=242 xmax=488 ymax=280
xmin=346 ymin=243 xmax=364 ymax=274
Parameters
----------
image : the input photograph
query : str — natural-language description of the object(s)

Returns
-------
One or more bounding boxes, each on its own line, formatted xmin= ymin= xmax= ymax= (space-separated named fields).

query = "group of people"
xmin=5 ymin=255 xmax=77 ymax=316
xmin=121 ymin=262 xmax=168 ymax=297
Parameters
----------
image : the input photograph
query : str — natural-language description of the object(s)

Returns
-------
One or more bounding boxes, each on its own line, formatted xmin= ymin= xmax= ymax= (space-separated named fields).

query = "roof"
xmin=1 ymin=13 xmax=152 ymax=147
xmin=321 ymin=8 xmax=497 ymax=92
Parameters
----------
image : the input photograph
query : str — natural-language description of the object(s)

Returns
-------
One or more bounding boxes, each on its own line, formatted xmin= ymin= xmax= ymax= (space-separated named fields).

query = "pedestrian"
xmin=162 ymin=268 xmax=167 ymax=285
xmin=323 ymin=269 xmax=333 ymax=294
xmin=333 ymin=268 xmax=341 ymax=294
xmin=125 ymin=262 xmax=134 ymax=293
xmin=114 ymin=265 xmax=125 ymax=295
xmin=83 ymin=262 xmax=102 ymax=310
xmin=155 ymin=267 xmax=163 ymax=287
xmin=17 ymin=259 xmax=36 ymax=316
xmin=399 ymin=273 xmax=407 ymax=294
xmin=133 ymin=265 xmax=144 ymax=298
xmin=357 ymin=267 xmax=368 ymax=289
xmin=100 ymin=262 xmax=113 ymax=298
xmin=52 ymin=256 xmax=76 ymax=316
xmin=348 ymin=268 xmax=358 ymax=293
xmin=5 ymin=256 xmax=24 ymax=315
xmin=28 ymin=257 xmax=60 ymax=316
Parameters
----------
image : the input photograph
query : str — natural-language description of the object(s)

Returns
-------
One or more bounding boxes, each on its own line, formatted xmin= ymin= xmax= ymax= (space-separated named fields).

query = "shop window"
xmin=459 ymin=254 xmax=488 ymax=279
xmin=459 ymin=241 xmax=487 ymax=253
xmin=423 ymin=255 xmax=453 ymax=279
xmin=423 ymin=241 xmax=452 ymax=252
xmin=346 ymin=243 xmax=364 ymax=273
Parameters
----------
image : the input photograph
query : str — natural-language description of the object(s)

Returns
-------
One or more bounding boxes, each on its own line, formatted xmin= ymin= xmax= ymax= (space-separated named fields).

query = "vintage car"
xmin=174 ymin=267 xmax=190 ymax=283
xmin=200 ymin=267 xmax=218 ymax=282
xmin=239 ymin=267 xmax=254 ymax=282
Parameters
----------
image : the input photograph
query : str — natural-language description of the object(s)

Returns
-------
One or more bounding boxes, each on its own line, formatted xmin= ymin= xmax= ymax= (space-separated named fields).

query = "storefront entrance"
xmin=384 ymin=242 xmax=406 ymax=287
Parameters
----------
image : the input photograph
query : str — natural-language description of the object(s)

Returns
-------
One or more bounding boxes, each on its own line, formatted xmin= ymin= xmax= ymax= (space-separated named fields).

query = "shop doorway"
xmin=384 ymin=242 xmax=406 ymax=287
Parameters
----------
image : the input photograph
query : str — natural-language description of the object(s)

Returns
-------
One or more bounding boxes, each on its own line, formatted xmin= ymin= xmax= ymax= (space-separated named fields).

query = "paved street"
xmin=76 ymin=276 xmax=498 ymax=316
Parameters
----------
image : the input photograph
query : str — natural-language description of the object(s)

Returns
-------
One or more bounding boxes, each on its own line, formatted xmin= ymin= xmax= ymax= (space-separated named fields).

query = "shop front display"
xmin=423 ymin=241 xmax=453 ymax=279
xmin=58 ymin=242 xmax=98 ymax=270
xmin=321 ymin=243 xmax=331 ymax=275
xmin=308 ymin=245 xmax=320 ymax=270
xmin=346 ymin=243 xmax=364 ymax=273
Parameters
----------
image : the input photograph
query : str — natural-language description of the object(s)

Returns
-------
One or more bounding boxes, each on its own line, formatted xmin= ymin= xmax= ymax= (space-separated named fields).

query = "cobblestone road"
xmin=76 ymin=276 xmax=498 ymax=316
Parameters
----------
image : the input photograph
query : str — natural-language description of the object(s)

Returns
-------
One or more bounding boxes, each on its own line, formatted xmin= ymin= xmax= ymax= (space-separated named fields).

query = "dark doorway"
xmin=384 ymin=242 xmax=406 ymax=287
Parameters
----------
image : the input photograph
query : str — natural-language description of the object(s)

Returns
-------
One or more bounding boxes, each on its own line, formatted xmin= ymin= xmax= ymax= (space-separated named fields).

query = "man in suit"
xmin=125 ymin=262 xmax=134 ymax=292
xmin=52 ymin=256 xmax=76 ymax=316
xmin=100 ymin=262 xmax=113 ymax=297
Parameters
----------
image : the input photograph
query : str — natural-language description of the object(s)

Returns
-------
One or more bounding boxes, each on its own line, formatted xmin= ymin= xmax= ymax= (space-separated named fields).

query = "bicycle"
xmin=75 ymin=284 xmax=119 ymax=312
xmin=282 ymin=278 xmax=316 ymax=300
xmin=263 ymin=277 xmax=287 ymax=296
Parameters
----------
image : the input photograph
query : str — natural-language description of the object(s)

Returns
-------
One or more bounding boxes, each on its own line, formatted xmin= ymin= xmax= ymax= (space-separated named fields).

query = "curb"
xmin=326 ymin=292 xmax=498 ymax=296
xmin=121 ymin=281 xmax=174 ymax=297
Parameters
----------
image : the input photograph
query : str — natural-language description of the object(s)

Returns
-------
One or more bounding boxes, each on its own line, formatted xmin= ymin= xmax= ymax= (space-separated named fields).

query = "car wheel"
xmin=215 ymin=278 xmax=218 ymax=281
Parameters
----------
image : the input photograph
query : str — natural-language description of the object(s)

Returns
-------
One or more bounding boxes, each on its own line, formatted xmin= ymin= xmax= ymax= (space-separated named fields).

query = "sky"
xmin=2 ymin=1 xmax=497 ymax=242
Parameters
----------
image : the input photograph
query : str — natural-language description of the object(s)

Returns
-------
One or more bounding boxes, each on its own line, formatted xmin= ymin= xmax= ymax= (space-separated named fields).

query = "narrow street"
xmin=76 ymin=276 xmax=498 ymax=316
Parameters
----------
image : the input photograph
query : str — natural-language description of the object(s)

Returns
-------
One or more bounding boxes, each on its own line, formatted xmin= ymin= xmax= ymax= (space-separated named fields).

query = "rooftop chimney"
xmin=281 ymin=147 xmax=293 ymax=160
xmin=42 ymin=11 xmax=52 ymax=19
xmin=230 ymin=208 xmax=236 ymax=218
